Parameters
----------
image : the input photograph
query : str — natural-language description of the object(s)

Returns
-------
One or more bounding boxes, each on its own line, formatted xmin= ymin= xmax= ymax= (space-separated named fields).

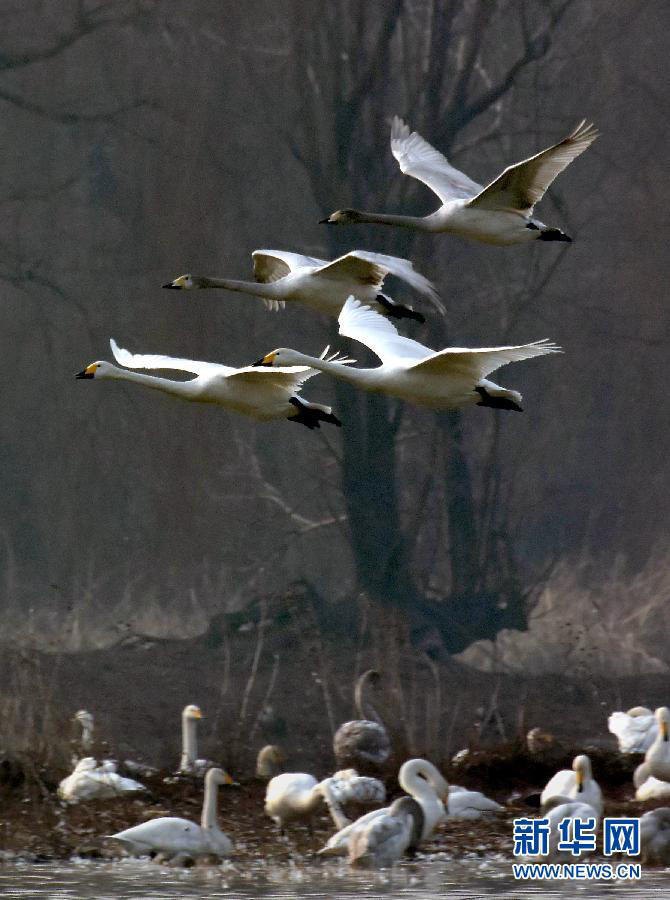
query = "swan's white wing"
xmin=541 ymin=770 xmax=575 ymax=806
xmin=110 ymin=339 xmax=228 ymax=378
xmin=252 ymin=249 xmax=328 ymax=283
xmin=407 ymin=339 xmax=562 ymax=378
xmin=315 ymin=251 xmax=444 ymax=312
xmin=338 ymin=298 xmax=430 ymax=365
xmin=226 ymin=364 xmax=319 ymax=392
xmin=608 ymin=711 xmax=657 ymax=753
xmin=468 ymin=121 xmax=599 ymax=213
xmin=391 ymin=116 xmax=482 ymax=203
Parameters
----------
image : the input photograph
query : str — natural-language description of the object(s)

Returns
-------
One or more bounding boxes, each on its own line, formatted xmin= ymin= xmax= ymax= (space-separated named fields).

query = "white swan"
xmin=540 ymin=754 xmax=603 ymax=817
xmin=76 ymin=340 xmax=350 ymax=430
xmin=178 ymin=704 xmax=216 ymax=776
xmin=641 ymin=808 xmax=670 ymax=864
xmin=528 ymin=801 xmax=600 ymax=860
xmin=74 ymin=710 xmax=94 ymax=753
xmin=254 ymin=298 xmax=560 ymax=413
xmin=636 ymin=776 xmax=670 ymax=802
xmin=333 ymin=670 xmax=391 ymax=773
xmin=634 ymin=708 xmax=670 ymax=787
xmin=608 ymin=707 xmax=656 ymax=753
xmin=58 ymin=757 xmax=146 ymax=803
xmin=447 ymin=784 xmax=503 ymax=820
xmin=321 ymin=117 xmax=598 ymax=245
xmin=111 ymin=767 xmax=234 ymax=858
xmin=264 ymin=772 xmax=348 ymax=831
xmin=319 ymin=758 xmax=448 ymax=856
xmin=163 ymin=249 xmax=443 ymax=320
xmin=255 ymin=745 xmax=286 ymax=781
xmin=348 ymin=796 xmax=424 ymax=868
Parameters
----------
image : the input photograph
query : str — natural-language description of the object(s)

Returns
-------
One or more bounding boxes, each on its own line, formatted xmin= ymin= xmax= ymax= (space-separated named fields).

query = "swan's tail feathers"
xmin=319 ymin=346 xmax=357 ymax=365
xmin=288 ymin=396 xmax=342 ymax=429
xmin=376 ymin=293 xmax=425 ymax=324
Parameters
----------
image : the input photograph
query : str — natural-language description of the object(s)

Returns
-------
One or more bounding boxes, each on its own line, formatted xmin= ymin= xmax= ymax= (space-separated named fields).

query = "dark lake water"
xmin=1 ymin=855 xmax=668 ymax=899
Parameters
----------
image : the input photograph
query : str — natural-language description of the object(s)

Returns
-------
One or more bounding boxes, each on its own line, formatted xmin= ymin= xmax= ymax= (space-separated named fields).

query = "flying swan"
xmin=163 ymin=249 xmax=444 ymax=321
xmin=76 ymin=339 xmax=350 ymax=430
xmin=321 ymin=116 xmax=598 ymax=244
xmin=111 ymin=767 xmax=234 ymax=858
xmin=254 ymin=298 xmax=560 ymax=413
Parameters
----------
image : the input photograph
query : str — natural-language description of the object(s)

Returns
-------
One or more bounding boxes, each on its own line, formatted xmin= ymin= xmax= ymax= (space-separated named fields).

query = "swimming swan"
xmin=163 ymin=249 xmax=444 ymax=320
xmin=348 ymin=796 xmax=424 ymax=868
xmin=540 ymin=754 xmax=603 ymax=817
xmin=254 ymin=298 xmax=560 ymax=413
xmin=319 ymin=758 xmax=448 ymax=856
xmin=58 ymin=757 xmax=146 ymax=803
xmin=321 ymin=116 xmax=598 ymax=245
xmin=333 ymin=670 xmax=391 ymax=773
xmin=111 ymin=767 xmax=234 ymax=857
xmin=76 ymin=339 xmax=350 ymax=430
xmin=608 ymin=706 xmax=656 ymax=753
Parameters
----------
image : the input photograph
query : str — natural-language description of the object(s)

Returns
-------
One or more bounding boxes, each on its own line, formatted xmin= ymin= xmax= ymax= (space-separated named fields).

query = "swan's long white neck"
xmin=197 ymin=277 xmax=282 ymax=299
xmin=101 ymin=365 xmax=199 ymax=399
xmin=352 ymin=210 xmax=438 ymax=231
xmin=80 ymin=721 xmax=94 ymax=751
xmin=398 ymin=759 xmax=447 ymax=838
xmin=201 ymin=771 xmax=221 ymax=831
xmin=181 ymin=713 xmax=198 ymax=770
xmin=280 ymin=353 xmax=373 ymax=386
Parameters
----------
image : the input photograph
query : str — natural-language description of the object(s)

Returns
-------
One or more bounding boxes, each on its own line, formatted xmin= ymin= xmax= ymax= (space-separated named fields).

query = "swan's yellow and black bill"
xmin=75 ymin=364 xmax=96 ymax=379
xmin=252 ymin=352 xmax=276 ymax=367
xmin=223 ymin=771 xmax=236 ymax=785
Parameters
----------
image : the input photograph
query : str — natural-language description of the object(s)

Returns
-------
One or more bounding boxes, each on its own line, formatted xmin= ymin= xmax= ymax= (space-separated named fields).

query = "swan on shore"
xmin=447 ymin=784 xmax=504 ymax=819
xmin=254 ymin=298 xmax=560 ymax=413
xmin=608 ymin=706 xmax=656 ymax=753
xmin=58 ymin=757 xmax=146 ymax=803
xmin=333 ymin=670 xmax=391 ymax=774
xmin=163 ymin=249 xmax=443 ymax=320
xmin=76 ymin=340 xmax=350 ymax=430
xmin=348 ymin=796 xmax=424 ymax=868
xmin=110 ymin=767 xmax=234 ymax=858
xmin=321 ymin=116 xmax=598 ymax=244
xmin=319 ymin=758 xmax=448 ymax=857
xmin=634 ymin=707 xmax=670 ymax=787
xmin=540 ymin=754 xmax=603 ymax=817
xmin=255 ymin=745 xmax=286 ymax=781
xmin=641 ymin=808 xmax=670 ymax=864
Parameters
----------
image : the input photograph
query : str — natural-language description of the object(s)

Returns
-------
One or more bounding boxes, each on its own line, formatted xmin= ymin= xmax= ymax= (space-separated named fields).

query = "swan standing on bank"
xmin=76 ymin=339 xmax=349 ymax=430
xmin=264 ymin=772 xmax=349 ymax=832
xmin=348 ymin=796 xmax=424 ymax=868
xmin=178 ymin=704 xmax=216 ymax=776
xmin=608 ymin=706 xmax=656 ymax=753
xmin=58 ymin=757 xmax=146 ymax=804
xmin=540 ymin=754 xmax=603 ymax=817
xmin=164 ymin=249 xmax=443 ymax=320
xmin=319 ymin=758 xmax=448 ymax=857
xmin=321 ymin=116 xmax=598 ymax=244
xmin=111 ymin=767 xmax=234 ymax=858
xmin=333 ymin=670 xmax=391 ymax=773
xmin=634 ymin=707 xmax=670 ymax=790
xmin=254 ymin=298 xmax=560 ymax=413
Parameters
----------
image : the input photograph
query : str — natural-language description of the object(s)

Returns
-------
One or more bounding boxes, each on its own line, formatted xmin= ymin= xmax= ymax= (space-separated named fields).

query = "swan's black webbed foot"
xmin=538 ymin=227 xmax=572 ymax=242
xmin=376 ymin=293 xmax=425 ymax=323
xmin=475 ymin=386 xmax=523 ymax=412
xmin=288 ymin=397 xmax=342 ymax=429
